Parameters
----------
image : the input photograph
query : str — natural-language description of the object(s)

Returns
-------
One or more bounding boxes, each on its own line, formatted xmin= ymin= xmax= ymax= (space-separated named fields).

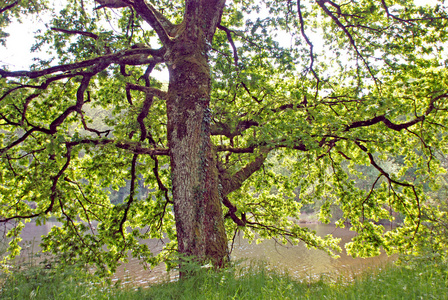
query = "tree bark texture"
xmin=166 ymin=5 xmax=228 ymax=266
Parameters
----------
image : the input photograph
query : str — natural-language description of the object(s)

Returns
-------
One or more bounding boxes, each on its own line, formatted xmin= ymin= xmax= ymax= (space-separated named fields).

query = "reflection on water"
xmin=231 ymin=224 xmax=391 ymax=280
xmin=10 ymin=222 xmax=393 ymax=286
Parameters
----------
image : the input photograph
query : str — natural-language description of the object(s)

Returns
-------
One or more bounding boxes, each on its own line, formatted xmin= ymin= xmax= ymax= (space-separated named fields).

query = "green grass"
xmin=1 ymin=259 xmax=447 ymax=299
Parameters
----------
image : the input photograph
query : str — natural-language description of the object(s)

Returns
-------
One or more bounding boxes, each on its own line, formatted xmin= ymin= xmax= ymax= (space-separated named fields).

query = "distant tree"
xmin=1 ymin=0 xmax=447 ymax=273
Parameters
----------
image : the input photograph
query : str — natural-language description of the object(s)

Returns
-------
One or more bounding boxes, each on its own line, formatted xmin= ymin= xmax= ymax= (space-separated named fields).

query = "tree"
xmin=1 ymin=0 xmax=447 ymax=273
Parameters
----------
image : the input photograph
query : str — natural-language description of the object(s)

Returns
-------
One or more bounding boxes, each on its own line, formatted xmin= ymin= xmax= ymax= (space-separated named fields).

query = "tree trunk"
xmin=166 ymin=27 xmax=228 ymax=267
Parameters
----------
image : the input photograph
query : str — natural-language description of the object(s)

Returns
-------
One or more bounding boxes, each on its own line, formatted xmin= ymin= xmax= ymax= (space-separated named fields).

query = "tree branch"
xmin=345 ymin=92 xmax=447 ymax=132
xmin=0 ymin=145 xmax=73 ymax=223
xmin=0 ymin=47 xmax=164 ymax=79
xmin=316 ymin=0 xmax=379 ymax=85
xmin=126 ymin=83 xmax=167 ymax=100
xmin=297 ymin=0 xmax=319 ymax=82
xmin=0 ymin=1 xmax=19 ymax=14
xmin=118 ymin=154 xmax=138 ymax=236
xmin=132 ymin=0 xmax=173 ymax=46
xmin=221 ymin=147 xmax=271 ymax=196
xmin=217 ymin=24 xmax=239 ymax=68
xmin=51 ymin=27 xmax=98 ymax=40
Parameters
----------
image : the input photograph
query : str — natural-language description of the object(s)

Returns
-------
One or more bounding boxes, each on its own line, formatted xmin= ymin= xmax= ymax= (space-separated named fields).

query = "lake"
xmin=12 ymin=222 xmax=393 ymax=286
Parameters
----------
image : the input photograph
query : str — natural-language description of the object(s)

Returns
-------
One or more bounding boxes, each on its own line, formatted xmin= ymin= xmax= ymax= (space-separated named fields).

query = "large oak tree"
xmin=1 ymin=0 xmax=448 ymax=273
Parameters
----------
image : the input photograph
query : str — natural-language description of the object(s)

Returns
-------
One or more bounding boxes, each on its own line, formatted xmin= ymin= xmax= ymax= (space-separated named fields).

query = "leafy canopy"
xmin=1 ymin=0 xmax=448 ymax=273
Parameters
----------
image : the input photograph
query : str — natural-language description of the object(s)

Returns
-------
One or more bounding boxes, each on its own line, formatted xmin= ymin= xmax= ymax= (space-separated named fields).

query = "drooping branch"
xmin=79 ymin=111 xmax=111 ymax=137
xmin=0 ymin=69 xmax=100 ymax=154
xmin=354 ymin=140 xmax=422 ymax=233
xmin=118 ymin=153 xmax=138 ymax=236
xmin=217 ymin=24 xmax=239 ymax=68
xmin=297 ymin=0 xmax=319 ymax=82
xmin=316 ymin=0 xmax=378 ymax=84
xmin=139 ymin=60 xmax=157 ymax=86
xmin=0 ymin=145 xmax=73 ymax=223
xmin=152 ymin=155 xmax=172 ymax=205
xmin=240 ymin=82 xmax=262 ymax=103
xmin=380 ymin=0 xmax=447 ymax=23
xmin=136 ymin=94 xmax=154 ymax=142
xmin=222 ymin=196 xmax=246 ymax=226
xmin=0 ymin=73 xmax=78 ymax=102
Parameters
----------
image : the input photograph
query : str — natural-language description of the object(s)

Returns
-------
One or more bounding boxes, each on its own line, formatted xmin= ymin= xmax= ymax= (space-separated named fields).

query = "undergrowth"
xmin=0 ymin=256 xmax=447 ymax=299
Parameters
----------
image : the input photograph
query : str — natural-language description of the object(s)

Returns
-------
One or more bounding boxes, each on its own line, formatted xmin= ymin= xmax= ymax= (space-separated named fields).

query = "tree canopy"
xmin=1 ymin=0 xmax=448 ymax=274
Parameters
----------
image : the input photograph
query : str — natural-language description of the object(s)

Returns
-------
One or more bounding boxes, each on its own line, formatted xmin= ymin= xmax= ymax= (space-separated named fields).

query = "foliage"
xmin=1 ymin=0 xmax=448 ymax=272
xmin=0 ymin=1 xmax=48 ymax=46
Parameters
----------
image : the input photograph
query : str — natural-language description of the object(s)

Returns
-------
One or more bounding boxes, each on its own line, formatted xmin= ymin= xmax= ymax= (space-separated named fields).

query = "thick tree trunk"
xmin=166 ymin=28 xmax=228 ymax=267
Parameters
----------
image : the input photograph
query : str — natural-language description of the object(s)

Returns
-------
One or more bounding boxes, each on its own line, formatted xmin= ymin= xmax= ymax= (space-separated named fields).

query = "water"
xmin=10 ymin=222 xmax=393 ymax=286
xmin=230 ymin=224 xmax=391 ymax=280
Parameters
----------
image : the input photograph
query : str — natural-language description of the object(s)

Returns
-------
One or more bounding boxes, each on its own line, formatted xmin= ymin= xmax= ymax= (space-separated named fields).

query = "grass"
xmin=0 ymin=258 xmax=447 ymax=299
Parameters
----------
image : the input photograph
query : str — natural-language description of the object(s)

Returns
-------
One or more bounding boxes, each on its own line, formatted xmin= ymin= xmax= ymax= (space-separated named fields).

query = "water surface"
xmin=11 ymin=222 xmax=393 ymax=286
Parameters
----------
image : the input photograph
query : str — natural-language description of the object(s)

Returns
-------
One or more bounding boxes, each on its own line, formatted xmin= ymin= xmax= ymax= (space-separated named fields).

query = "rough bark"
xmin=165 ymin=14 xmax=228 ymax=267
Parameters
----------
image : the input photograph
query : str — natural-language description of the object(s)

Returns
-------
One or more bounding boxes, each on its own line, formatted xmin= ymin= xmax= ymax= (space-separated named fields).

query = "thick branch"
xmin=0 ymin=1 xmax=19 ymax=14
xmin=126 ymin=83 xmax=167 ymax=100
xmin=132 ymin=0 xmax=173 ymax=46
xmin=345 ymin=93 xmax=447 ymax=132
xmin=221 ymin=148 xmax=270 ymax=196
xmin=222 ymin=196 xmax=246 ymax=226
xmin=65 ymin=139 xmax=169 ymax=155
xmin=0 ymin=47 xmax=164 ymax=78
xmin=216 ymin=145 xmax=256 ymax=153
xmin=346 ymin=115 xmax=424 ymax=132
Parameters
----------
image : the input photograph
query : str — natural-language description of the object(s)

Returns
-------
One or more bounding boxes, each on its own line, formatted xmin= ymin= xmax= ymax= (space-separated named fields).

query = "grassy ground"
xmin=0 ymin=258 xmax=447 ymax=299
